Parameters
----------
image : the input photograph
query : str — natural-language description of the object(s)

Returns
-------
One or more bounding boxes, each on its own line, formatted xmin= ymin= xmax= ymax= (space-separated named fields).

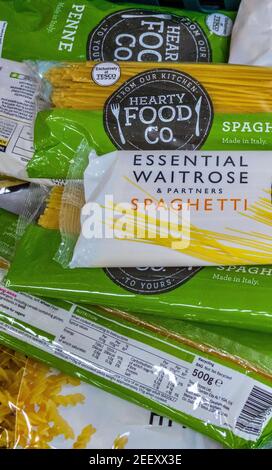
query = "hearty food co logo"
xmin=104 ymin=266 xmax=202 ymax=294
xmin=88 ymin=10 xmax=211 ymax=63
xmin=104 ymin=69 xmax=213 ymax=150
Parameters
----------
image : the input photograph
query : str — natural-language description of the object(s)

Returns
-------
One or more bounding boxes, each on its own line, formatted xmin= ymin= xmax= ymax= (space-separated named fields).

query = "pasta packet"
xmin=16 ymin=359 xmax=221 ymax=449
xmin=5 ymin=195 xmax=272 ymax=334
xmin=0 ymin=0 xmax=235 ymax=63
xmin=1 ymin=209 xmax=272 ymax=448
xmin=28 ymin=61 xmax=272 ymax=180
xmin=0 ymin=346 xmax=26 ymax=449
xmin=26 ymin=61 xmax=272 ymax=266
xmin=0 ymin=283 xmax=271 ymax=449
xmin=229 ymin=0 xmax=272 ymax=66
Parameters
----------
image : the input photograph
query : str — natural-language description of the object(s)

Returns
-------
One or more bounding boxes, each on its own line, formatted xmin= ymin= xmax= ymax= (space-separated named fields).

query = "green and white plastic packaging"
xmin=1 ymin=206 xmax=272 ymax=448
xmin=5 ymin=216 xmax=272 ymax=334
xmin=0 ymin=285 xmax=271 ymax=449
xmin=0 ymin=0 xmax=235 ymax=63
xmin=17 ymin=360 xmax=222 ymax=449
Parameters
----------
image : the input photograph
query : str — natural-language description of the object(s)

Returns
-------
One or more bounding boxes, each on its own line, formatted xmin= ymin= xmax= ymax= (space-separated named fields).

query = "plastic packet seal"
xmin=15 ymin=184 xmax=50 ymax=242
xmin=53 ymin=146 xmax=92 ymax=269
xmin=25 ymin=60 xmax=62 ymax=100
xmin=0 ymin=183 xmax=50 ymax=269
xmin=0 ymin=182 xmax=43 ymax=267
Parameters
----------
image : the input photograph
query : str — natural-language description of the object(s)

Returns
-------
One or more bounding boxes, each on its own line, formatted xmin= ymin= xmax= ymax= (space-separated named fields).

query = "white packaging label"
xmin=70 ymin=150 xmax=272 ymax=268
xmin=0 ymin=285 xmax=72 ymax=338
xmin=0 ymin=58 xmax=49 ymax=180
xmin=42 ymin=370 xmax=221 ymax=449
xmin=206 ymin=14 xmax=233 ymax=37
xmin=0 ymin=22 xmax=7 ymax=57
xmin=0 ymin=285 xmax=271 ymax=443
xmin=92 ymin=62 xmax=121 ymax=87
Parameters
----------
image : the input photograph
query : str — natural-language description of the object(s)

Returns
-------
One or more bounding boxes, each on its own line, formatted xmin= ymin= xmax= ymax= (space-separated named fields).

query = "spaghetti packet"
xmin=25 ymin=62 xmax=272 ymax=267
xmin=28 ymin=62 xmax=272 ymax=180
xmin=0 ymin=0 xmax=235 ymax=63
xmin=4 ymin=196 xmax=272 ymax=334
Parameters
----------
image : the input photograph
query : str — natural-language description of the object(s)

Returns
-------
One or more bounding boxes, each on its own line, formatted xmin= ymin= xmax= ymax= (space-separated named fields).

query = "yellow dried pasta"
xmin=0 ymin=347 xmax=26 ymax=449
xmin=73 ymin=424 xmax=96 ymax=449
xmin=47 ymin=62 xmax=272 ymax=114
xmin=113 ymin=434 xmax=129 ymax=449
xmin=54 ymin=394 xmax=85 ymax=407
xmin=15 ymin=358 xmax=95 ymax=449
xmin=38 ymin=186 xmax=64 ymax=230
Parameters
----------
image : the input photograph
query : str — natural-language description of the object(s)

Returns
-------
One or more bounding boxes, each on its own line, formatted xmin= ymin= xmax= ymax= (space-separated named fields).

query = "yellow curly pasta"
xmin=15 ymin=358 xmax=97 ymax=449
xmin=54 ymin=394 xmax=85 ymax=407
xmin=73 ymin=424 xmax=96 ymax=449
xmin=0 ymin=347 xmax=26 ymax=449
xmin=113 ymin=433 xmax=129 ymax=449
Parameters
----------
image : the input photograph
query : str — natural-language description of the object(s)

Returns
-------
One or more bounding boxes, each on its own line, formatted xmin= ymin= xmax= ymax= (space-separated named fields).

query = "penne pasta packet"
xmin=0 ymin=0 xmax=235 ymax=63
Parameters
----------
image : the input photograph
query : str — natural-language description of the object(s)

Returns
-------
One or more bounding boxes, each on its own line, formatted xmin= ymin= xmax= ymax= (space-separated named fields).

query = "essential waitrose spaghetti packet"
xmin=0 ymin=58 xmax=51 ymax=182
xmin=26 ymin=61 xmax=272 ymax=267
xmin=0 ymin=284 xmax=272 ymax=449
xmin=0 ymin=0 xmax=235 ymax=63
xmin=4 ymin=195 xmax=272 ymax=334
xmin=61 ymin=148 xmax=272 ymax=267
xmin=16 ymin=359 xmax=221 ymax=449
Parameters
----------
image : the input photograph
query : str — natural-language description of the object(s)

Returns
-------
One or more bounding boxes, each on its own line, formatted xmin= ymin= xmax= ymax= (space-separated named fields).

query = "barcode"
xmin=236 ymin=385 xmax=272 ymax=437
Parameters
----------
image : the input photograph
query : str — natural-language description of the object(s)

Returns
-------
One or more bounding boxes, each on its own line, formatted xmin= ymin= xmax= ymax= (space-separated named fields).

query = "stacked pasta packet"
xmin=1 ymin=0 xmax=272 ymax=450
